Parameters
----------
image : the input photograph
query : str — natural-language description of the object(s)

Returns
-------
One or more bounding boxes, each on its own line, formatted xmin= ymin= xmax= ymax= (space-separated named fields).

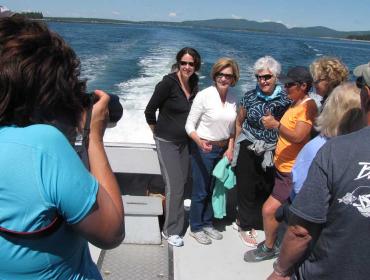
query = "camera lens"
xmin=84 ymin=92 xmax=123 ymax=123
xmin=107 ymin=94 xmax=123 ymax=123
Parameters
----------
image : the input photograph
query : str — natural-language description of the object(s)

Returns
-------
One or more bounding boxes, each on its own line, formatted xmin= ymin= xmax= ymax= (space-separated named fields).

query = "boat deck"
xmin=174 ymin=222 xmax=274 ymax=280
xmin=94 ymin=221 xmax=274 ymax=280
xmin=96 ymin=143 xmax=275 ymax=280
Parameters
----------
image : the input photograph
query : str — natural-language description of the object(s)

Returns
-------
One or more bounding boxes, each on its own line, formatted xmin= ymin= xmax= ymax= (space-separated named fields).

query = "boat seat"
xmin=122 ymin=195 xmax=163 ymax=244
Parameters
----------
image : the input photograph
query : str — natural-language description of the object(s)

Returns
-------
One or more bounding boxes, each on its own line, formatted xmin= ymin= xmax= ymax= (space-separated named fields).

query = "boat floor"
xmin=97 ymin=220 xmax=274 ymax=280
xmin=174 ymin=222 xmax=274 ymax=280
xmin=100 ymin=243 xmax=170 ymax=280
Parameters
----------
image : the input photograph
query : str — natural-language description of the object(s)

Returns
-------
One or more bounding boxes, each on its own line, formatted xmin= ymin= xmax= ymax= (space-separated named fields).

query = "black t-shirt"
xmin=291 ymin=126 xmax=370 ymax=280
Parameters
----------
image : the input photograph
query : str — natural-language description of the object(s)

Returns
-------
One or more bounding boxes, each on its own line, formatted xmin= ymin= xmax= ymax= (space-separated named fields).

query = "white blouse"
xmin=185 ymin=86 xmax=237 ymax=141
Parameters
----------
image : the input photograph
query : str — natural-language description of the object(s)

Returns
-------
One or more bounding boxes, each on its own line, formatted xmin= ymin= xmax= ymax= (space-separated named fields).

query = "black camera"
xmin=76 ymin=92 xmax=123 ymax=169
xmin=84 ymin=92 xmax=123 ymax=124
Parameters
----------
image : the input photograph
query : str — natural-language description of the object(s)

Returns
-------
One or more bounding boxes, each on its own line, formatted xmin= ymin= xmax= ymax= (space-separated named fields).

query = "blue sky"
xmin=2 ymin=0 xmax=370 ymax=31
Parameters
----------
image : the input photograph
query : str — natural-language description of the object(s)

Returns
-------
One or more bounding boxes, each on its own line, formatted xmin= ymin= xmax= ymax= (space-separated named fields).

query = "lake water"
xmin=47 ymin=21 xmax=370 ymax=144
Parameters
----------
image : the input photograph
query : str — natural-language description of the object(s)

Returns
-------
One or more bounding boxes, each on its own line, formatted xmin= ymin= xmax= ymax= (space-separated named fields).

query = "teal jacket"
xmin=212 ymin=157 xmax=236 ymax=219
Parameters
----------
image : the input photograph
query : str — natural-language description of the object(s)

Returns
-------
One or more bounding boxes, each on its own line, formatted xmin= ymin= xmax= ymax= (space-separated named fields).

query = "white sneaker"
xmin=190 ymin=231 xmax=212 ymax=245
xmin=203 ymin=227 xmax=223 ymax=240
xmin=184 ymin=199 xmax=191 ymax=210
xmin=162 ymin=232 xmax=184 ymax=247
xmin=167 ymin=235 xmax=184 ymax=247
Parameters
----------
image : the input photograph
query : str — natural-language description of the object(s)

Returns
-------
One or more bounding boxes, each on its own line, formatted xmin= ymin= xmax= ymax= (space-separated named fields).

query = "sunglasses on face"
xmin=255 ymin=74 xmax=273 ymax=81
xmin=356 ymin=77 xmax=367 ymax=89
xmin=313 ymin=78 xmax=326 ymax=84
xmin=284 ymin=82 xmax=300 ymax=89
xmin=180 ymin=61 xmax=195 ymax=67
xmin=216 ymin=72 xmax=235 ymax=80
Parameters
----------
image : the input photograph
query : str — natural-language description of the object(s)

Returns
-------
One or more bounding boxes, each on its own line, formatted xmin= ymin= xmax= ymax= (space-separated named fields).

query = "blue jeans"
xmin=189 ymin=142 xmax=225 ymax=232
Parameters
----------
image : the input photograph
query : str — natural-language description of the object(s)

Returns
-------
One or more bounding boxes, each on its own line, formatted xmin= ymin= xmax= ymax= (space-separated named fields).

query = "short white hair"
xmin=253 ymin=56 xmax=281 ymax=76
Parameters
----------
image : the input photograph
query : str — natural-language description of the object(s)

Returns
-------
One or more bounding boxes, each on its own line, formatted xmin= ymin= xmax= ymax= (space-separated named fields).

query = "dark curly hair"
xmin=0 ymin=16 xmax=87 ymax=128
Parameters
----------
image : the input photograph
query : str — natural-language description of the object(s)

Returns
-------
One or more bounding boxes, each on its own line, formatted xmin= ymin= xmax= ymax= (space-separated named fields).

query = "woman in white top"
xmin=185 ymin=58 xmax=239 ymax=245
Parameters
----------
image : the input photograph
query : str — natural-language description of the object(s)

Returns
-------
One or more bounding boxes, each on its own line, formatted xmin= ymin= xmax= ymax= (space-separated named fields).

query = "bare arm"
xmin=262 ymin=101 xmax=316 ymax=144
xmin=189 ymin=131 xmax=212 ymax=152
xmin=279 ymin=121 xmax=312 ymax=144
xmin=267 ymin=225 xmax=311 ymax=279
xmin=267 ymin=213 xmax=322 ymax=279
xmin=224 ymin=133 xmax=235 ymax=162
xmin=235 ymin=106 xmax=246 ymax=142
xmin=72 ymin=90 xmax=124 ymax=250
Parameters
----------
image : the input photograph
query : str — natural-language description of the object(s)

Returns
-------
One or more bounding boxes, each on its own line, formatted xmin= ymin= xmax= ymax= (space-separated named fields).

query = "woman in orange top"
xmin=244 ymin=66 xmax=317 ymax=262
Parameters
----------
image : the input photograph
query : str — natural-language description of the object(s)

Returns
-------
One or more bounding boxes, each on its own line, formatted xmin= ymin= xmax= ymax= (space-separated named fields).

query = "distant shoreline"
xmin=42 ymin=16 xmax=370 ymax=42
xmin=321 ymin=36 xmax=370 ymax=43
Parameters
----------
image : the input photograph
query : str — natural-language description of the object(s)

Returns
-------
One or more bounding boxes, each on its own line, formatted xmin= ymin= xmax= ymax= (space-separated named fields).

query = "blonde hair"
xmin=315 ymin=82 xmax=361 ymax=137
xmin=310 ymin=56 xmax=349 ymax=92
xmin=211 ymin=57 xmax=240 ymax=86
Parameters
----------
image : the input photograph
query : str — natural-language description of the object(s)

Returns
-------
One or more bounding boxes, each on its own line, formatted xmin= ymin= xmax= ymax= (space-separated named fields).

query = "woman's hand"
xmin=198 ymin=139 xmax=213 ymax=153
xmin=266 ymin=271 xmax=290 ymax=280
xmin=223 ymin=148 xmax=233 ymax=162
xmin=261 ymin=110 xmax=279 ymax=129
xmin=90 ymin=90 xmax=110 ymax=141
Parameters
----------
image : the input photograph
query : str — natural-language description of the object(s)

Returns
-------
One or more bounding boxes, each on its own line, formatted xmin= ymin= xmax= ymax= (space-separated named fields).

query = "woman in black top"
xmin=145 ymin=47 xmax=201 ymax=247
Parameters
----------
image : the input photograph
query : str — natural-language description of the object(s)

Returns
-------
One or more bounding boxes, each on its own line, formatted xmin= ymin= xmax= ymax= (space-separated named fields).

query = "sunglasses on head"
xmin=255 ymin=74 xmax=273 ymax=81
xmin=216 ymin=72 xmax=235 ymax=79
xmin=180 ymin=61 xmax=195 ymax=67
xmin=284 ymin=82 xmax=300 ymax=88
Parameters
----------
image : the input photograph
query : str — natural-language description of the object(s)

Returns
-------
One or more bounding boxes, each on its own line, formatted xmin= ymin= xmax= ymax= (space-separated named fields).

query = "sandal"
xmin=239 ymin=229 xmax=258 ymax=247
xmin=247 ymin=229 xmax=258 ymax=239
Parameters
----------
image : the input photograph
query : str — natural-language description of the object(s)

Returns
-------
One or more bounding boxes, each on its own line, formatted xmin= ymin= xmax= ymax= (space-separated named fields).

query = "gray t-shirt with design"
xmin=290 ymin=126 xmax=370 ymax=280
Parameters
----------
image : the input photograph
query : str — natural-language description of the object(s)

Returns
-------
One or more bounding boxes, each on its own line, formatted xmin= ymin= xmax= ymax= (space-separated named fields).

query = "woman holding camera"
xmin=0 ymin=16 xmax=124 ymax=279
xmin=185 ymin=57 xmax=239 ymax=245
xmin=145 ymin=47 xmax=201 ymax=247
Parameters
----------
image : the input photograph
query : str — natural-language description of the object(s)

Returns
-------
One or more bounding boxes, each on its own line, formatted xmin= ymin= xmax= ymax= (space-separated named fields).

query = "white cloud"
xmin=112 ymin=11 xmax=121 ymax=16
xmin=231 ymin=14 xmax=242 ymax=19
xmin=168 ymin=12 xmax=177 ymax=18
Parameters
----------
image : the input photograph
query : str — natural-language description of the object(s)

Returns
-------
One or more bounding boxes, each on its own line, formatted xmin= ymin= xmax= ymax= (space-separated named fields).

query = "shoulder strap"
xmin=74 ymin=100 xmax=93 ymax=170
xmin=301 ymin=97 xmax=312 ymax=104
xmin=0 ymin=214 xmax=63 ymax=239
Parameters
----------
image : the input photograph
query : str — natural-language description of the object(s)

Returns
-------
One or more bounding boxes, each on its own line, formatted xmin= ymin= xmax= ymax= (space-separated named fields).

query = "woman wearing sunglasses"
xmin=233 ymin=56 xmax=290 ymax=248
xmin=145 ymin=47 xmax=201 ymax=247
xmin=185 ymin=58 xmax=239 ymax=245
xmin=244 ymin=66 xmax=317 ymax=262
xmin=310 ymin=56 xmax=349 ymax=109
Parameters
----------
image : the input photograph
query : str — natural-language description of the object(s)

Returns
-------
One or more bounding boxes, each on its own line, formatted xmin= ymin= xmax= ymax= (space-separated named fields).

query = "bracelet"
xmin=273 ymin=260 xmax=291 ymax=277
